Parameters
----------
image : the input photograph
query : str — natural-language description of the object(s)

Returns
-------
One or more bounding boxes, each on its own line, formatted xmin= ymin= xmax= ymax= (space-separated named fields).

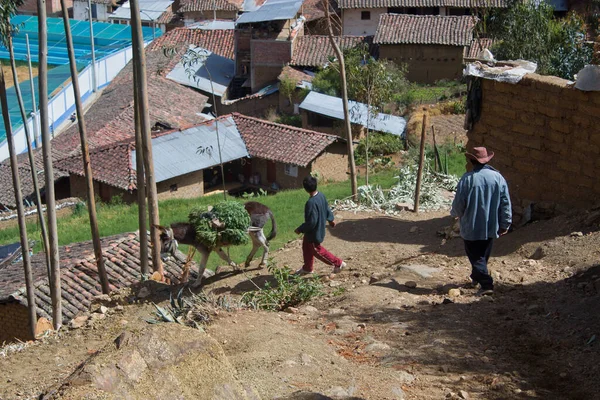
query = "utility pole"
xmin=0 ymin=62 xmax=37 ymax=340
xmin=87 ymin=0 xmax=97 ymax=93
xmin=60 ymin=0 xmax=110 ymax=293
xmin=38 ymin=0 xmax=63 ymax=329
xmin=130 ymin=0 xmax=163 ymax=278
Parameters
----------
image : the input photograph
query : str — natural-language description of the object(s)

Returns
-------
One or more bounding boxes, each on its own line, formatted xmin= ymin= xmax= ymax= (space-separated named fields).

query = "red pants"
xmin=302 ymin=237 xmax=343 ymax=272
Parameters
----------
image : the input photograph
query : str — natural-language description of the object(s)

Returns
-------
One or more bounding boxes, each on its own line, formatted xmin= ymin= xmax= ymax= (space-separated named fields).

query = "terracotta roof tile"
xmin=374 ymin=14 xmax=475 ymax=46
xmin=278 ymin=66 xmax=314 ymax=85
xmin=0 ymin=232 xmax=193 ymax=323
xmin=148 ymin=27 xmax=235 ymax=59
xmin=178 ymin=0 xmax=240 ymax=12
xmin=291 ymin=35 xmax=376 ymax=67
xmin=232 ymin=113 xmax=338 ymax=167
xmin=301 ymin=0 xmax=326 ymax=21
xmin=339 ymin=0 xmax=508 ymax=8
xmin=465 ymin=37 xmax=494 ymax=58
xmin=156 ymin=9 xmax=182 ymax=25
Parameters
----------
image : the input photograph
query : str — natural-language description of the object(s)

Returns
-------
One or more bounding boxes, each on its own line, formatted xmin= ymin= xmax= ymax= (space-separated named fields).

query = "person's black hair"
xmin=303 ymin=176 xmax=318 ymax=192
xmin=469 ymin=158 xmax=484 ymax=167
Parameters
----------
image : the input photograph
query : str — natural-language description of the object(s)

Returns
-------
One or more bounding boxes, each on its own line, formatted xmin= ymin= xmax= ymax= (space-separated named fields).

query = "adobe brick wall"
xmin=467 ymin=73 xmax=600 ymax=224
xmin=379 ymin=44 xmax=464 ymax=84
xmin=251 ymin=40 xmax=292 ymax=91
xmin=157 ymin=170 xmax=204 ymax=200
xmin=0 ymin=303 xmax=34 ymax=344
xmin=311 ymin=142 xmax=349 ymax=182
xmin=69 ymin=175 xmax=137 ymax=204
xmin=18 ymin=0 xmax=72 ymax=15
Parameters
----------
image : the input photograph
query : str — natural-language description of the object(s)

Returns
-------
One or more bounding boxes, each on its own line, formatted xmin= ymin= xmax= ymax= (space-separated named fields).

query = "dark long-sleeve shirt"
xmin=297 ymin=191 xmax=334 ymax=243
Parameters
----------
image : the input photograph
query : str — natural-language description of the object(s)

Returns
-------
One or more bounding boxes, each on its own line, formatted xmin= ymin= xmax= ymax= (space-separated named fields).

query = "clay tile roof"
xmin=291 ymin=35 xmax=376 ymax=67
xmin=156 ymin=9 xmax=181 ymax=24
xmin=465 ymin=37 xmax=494 ymax=58
xmin=278 ymin=66 xmax=314 ymax=85
xmin=0 ymin=233 xmax=193 ymax=323
xmin=148 ymin=27 xmax=235 ymax=59
xmin=178 ymin=0 xmax=240 ymax=12
xmin=338 ymin=0 xmax=508 ymax=8
xmin=374 ymin=14 xmax=475 ymax=46
xmin=55 ymin=141 xmax=136 ymax=192
xmin=232 ymin=113 xmax=338 ymax=167
xmin=301 ymin=0 xmax=326 ymax=21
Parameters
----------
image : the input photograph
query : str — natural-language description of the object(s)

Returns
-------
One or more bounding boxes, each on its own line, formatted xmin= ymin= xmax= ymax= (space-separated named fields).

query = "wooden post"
xmin=7 ymin=36 xmax=52 ymax=286
xmin=431 ymin=125 xmax=442 ymax=173
xmin=0 ymin=62 xmax=37 ymax=340
xmin=413 ymin=112 xmax=428 ymax=214
xmin=37 ymin=0 xmax=62 ymax=329
xmin=130 ymin=0 xmax=163 ymax=277
xmin=131 ymin=21 xmax=148 ymax=276
xmin=60 ymin=0 xmax=109 ymax=294
xmin=323 ymin=0 xmax=358 ymax=201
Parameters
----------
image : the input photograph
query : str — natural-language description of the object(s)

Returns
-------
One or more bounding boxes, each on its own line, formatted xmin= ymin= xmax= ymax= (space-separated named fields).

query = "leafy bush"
xmin=188 ymin=201 xmax=250 ymax=248
xmin=242 ymin=265 xmax=323 ymax=310
xmin=275 ymin=114 xmax=302 ymax=127
xmin=355 ymin=132 xmax=404 ymax=165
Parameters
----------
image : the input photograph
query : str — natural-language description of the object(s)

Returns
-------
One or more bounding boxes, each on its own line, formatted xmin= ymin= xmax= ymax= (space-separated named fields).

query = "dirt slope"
xmin=1 ymin=209 xmax=599 ymax=399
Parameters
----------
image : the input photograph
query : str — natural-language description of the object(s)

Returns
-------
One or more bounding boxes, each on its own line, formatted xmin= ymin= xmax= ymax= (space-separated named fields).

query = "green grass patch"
xmin=0 ymin=172 xmax=398 ymax=272
xmin=395 ymin=80 xmax=467 ymax=109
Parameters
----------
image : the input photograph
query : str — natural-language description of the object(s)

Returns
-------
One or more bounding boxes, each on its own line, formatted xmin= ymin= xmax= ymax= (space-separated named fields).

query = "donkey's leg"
xmin=245 ymin=232 xmax=261 ymax=268
xmin=256 ymin=229 xmax=270 ymax=267
xmin=191 ymin=249 xmax=210 ymax=288
xmin=215 ymin=247 xmax=238 ymax=271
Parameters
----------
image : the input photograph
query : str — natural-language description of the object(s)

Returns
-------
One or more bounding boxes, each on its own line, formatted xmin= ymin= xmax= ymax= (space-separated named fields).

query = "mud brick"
xmin=486 ymin=115 xmax=509 ymax=128
xmin=513 ymin=159 xmax=539 ymax=174
xmin=591 ymin=93 xmax=600 ymax=106
xmin=518 ymin=136 xmax=542 ymax=150
xmin=544 ymin=140 xmax=569 ymax=156
xmin=519 ymin=112 xmax=545 ymax=127
xmin=590 ymin=132 xmax=600 ymax=147
xmin=511 ymin=145 xmax=530 ymax=158
xmin=571 ymin=114 xmax=591 ymax=128
xmin=572 ymin=129 xmax=589 ymax=142
xmin=512 ymin=124 xmax=538 ymax=136
xmin=548 ymin=169 xmax=568 ymax=184
xmin=557 ymin=160 xmax=581 ymax=173
xmin=549 ymin=120 xmax=571 ymax=134
xmin=537 ymin=105 xmax=562 ymax=118
xmin=487 ymin=93 xmax=512 ymax=107
xmin=560 ymin=88 xmax=590 ymax=103
xmin=572 ymin=175 xmax=594 ymax=188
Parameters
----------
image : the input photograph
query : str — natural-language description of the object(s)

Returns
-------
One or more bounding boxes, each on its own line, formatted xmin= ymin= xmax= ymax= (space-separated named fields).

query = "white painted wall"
xmin=342 ymin=8 xmax=386 ymax=36
xmin=0 ymin=44 xmax=139 ymax=162
xmin=73 ymin=2 xmax=110 ymax=21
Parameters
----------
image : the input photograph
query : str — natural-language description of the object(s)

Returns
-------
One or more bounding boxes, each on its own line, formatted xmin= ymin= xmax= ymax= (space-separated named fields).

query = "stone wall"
xmin=0 ymin=303 xmax=33 ymax=344
xmin=467 ymin=73 xmax=600 ymax=225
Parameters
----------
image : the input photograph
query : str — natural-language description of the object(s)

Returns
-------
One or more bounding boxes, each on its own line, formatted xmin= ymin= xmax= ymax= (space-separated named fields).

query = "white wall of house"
xmin=73 ymin=1 xmax=110 ymax=21
xmin=342 ymin=8 xmax=386 ymax=36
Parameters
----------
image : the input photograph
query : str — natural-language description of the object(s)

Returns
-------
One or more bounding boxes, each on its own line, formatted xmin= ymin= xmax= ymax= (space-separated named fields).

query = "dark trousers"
xmin=464 ymin=238 xmax=494 ymax=290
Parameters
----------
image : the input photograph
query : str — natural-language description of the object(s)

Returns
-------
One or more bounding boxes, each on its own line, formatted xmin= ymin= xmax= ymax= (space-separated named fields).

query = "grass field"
xmin=0 ymin=171 xmax=398 ymax=271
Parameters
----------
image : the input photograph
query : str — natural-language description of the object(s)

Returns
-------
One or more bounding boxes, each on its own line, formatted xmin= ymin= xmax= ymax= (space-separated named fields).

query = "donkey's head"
xmin=154 ymin=225 xmax=178 ymax=259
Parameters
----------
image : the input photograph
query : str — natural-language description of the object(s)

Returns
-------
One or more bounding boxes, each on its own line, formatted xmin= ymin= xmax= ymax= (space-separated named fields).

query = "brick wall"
xmin=467 ymin=73 xmax=600 ymax=224
xmin=311 ymin=142 xmax=349 ymax=182
xmin=379 ymin=44 xmax=464 ymax=84
xmin=18 ymin=0 xmax=72 ymax=15
xmin=157 ymin=169 xmax=204 ymax=200
xmin=70 ymin=175 xmax=136 ymax=204
xmin=0 ymin=303 xmax=34 ymax=344
xmin=251 ymin=40 xmax=292 ymax=91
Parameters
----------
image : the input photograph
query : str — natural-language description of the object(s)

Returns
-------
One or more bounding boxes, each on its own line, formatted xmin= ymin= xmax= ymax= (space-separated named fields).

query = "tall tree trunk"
xmin=8 ymin=36 xmax=52 ymax=287
xmin=0 ymin=62 xmax=37 ymax=340
xmin=129 ymin=0 xmax=163 ymax=277
xmin=131 ymin=24 xmax=148 ymax=276
xmin=37 ymin=0 xmax=62 ymax=329
xmin=60 ymin=0 xmax=110 ymax=294
xmin=323 ymin=1 xmax=358 ymax=201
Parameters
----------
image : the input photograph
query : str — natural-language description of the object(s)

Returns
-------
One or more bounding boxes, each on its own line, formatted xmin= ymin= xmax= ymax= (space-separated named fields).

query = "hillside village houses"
xmin=0 ymin=0 xmax=495 ymax=212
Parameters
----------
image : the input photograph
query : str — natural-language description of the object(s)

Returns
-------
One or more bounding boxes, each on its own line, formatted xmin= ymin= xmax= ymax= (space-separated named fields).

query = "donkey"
xmin=156 ymin=201 xmax=277 ymax=287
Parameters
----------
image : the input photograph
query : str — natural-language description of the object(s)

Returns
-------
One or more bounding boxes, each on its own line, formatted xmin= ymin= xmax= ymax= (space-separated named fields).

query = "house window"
xmin=361 ymin=11 xmax=371 ymax=20
xmin=284 ymin=164 xmax=298 ymax=177
xmin=170 ymin=184 xmax=178 ymax=192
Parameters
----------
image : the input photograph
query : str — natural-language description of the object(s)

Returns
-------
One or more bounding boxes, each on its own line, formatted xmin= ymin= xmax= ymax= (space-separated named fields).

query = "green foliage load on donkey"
xmin=188 ymin=201 xmax=251 ymax=248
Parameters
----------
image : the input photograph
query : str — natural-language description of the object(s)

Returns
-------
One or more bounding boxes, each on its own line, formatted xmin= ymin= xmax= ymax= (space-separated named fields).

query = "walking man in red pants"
xmin=294 ymin=176 xmax=346 ymax=275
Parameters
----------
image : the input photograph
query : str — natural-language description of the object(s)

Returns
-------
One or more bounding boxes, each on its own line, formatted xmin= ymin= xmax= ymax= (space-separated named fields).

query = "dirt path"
xmin=1 ymin=209 xmax=599 ymax=399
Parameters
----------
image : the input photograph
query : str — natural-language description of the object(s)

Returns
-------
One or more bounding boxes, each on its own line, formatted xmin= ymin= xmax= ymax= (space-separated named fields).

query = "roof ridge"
xmin=231 ymin=113 xmax=341 ymax=140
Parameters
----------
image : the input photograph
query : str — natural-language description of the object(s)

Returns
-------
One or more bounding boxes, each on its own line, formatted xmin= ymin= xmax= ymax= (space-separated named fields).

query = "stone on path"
xmin=405 ymin=281 xmax=417 ymax=289
xmin=398 ymin=264 xmax=439 ymax=278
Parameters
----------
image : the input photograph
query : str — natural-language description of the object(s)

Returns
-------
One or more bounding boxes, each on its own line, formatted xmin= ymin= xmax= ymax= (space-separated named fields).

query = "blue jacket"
xmin=451 ymin=165 xmax=512 ymax=241
xmin=297 ymin=191 xmax=334 ymax=243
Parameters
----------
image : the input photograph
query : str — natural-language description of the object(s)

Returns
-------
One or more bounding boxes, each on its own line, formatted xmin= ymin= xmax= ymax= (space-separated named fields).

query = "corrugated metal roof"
xmin=166 ymin=45 xmax=235 ymax=96
xmin=236 ymin=0 xmax=303 ymax=24
xmin=110 ymin=0 xmax=174 ymax=21
xmin=132 ymin=116 xmax=249 ymax=182
xmin=299 ymin=91 xmax=406 ymax=137
xmin=187 ymin=20 xmax=236 ymax=30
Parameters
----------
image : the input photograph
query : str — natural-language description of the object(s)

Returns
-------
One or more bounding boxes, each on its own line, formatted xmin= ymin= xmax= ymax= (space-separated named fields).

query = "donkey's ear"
xmin=153 ymin=224 xmax=166 ymax=232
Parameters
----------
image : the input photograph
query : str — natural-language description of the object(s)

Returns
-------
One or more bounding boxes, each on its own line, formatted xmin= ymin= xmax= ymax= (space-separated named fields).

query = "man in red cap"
xmin=451 ymin=147 xmax=512 ymax=296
